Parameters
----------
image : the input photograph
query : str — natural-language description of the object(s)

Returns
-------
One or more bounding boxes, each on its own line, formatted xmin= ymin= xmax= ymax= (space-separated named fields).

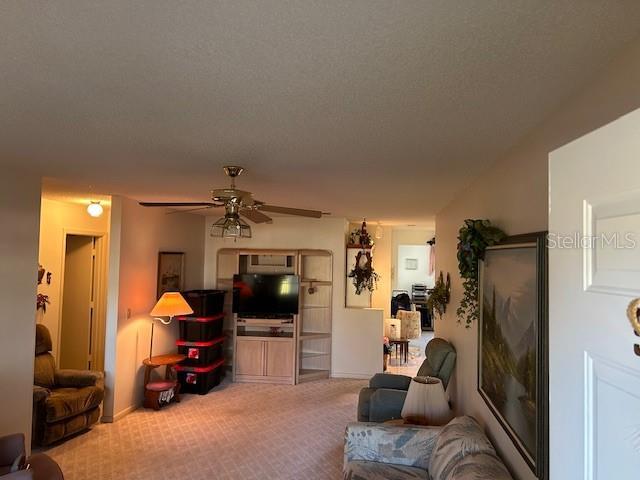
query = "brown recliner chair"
xmin=32 ymin=325 xmax=104 ymax=446
xmin=0 ymin=433 xmax=63 ymax=479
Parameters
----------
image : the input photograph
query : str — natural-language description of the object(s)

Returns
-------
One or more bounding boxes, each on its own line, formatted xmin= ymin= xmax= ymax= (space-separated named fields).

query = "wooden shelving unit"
xmin=297 ymin=250 xmax=332 ymax=383
xmin=216 ymin=248 xmax=333 ymax=385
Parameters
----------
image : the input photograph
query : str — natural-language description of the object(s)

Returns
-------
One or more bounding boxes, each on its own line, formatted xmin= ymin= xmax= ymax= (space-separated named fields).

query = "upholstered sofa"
xmin=358 ymin=338 xmax=456 ymax=422
xmin=33 ymin=325 xmax=104 ymax=446
xmin=0 ymin=433 xmax=63 ymax=479
xmin=344 ymin=416 xmax=512 ymax=480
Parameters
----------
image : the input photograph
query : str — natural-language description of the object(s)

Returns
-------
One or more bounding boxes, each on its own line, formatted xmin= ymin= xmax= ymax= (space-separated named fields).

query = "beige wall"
xmin=369 ymin=226 xmax=435 ymax=318
xmin=371 ymin=225 xmax=393 ymax=318
xmin=37 ymin=198 xmax=111 ymax=360
xmin=0 ymin=170 xmax=41 ymax=445
xmin=204 ymin=216 xmax=384 ymax=379
xmin=108 ymin=197 xmax=205 ymax=419
xmin=392 ymin=229 xmax=435 ymax=291
xmin=435 ymin=37 xmax=640 ymax=480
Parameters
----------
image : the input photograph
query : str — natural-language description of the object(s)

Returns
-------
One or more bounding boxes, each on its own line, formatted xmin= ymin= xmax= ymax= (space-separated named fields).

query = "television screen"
xmin=233 ymin=274 xmax=299 ymax=316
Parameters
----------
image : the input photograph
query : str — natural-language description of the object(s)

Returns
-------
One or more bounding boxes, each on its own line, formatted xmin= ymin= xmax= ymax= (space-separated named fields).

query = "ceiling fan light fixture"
xmin=210 ymin=214 xmax=252 ymax=239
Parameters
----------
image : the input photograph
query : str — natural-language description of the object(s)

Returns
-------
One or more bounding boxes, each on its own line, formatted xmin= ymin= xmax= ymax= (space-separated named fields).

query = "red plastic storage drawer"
xmin=177 ymin=314 xmax=224 ymax=342
xmin=176 ymin=337 xmax=224 ymax=367
xmin=182 ymin=290 xmax=225 ymax=317
xmin=176 ymin=359 xmax=225 ymax=395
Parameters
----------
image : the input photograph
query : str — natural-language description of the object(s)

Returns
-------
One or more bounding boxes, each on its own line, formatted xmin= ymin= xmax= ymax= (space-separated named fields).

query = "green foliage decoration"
xmin=456 ymin=219 xmax=506 ymax=327
xmin=426 ymin=271 xmax=450 ymax=319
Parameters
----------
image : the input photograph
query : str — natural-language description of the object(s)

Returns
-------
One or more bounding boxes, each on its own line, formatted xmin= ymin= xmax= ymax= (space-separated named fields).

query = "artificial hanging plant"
xmin=456 ymin=219 xmax=506 ymax=327
xmin=426 ymin=271 xmax=451 ymax=319
xmin=348 ymin=250 xmax=380 ymax=294
xmin=36 ymin=293 xmax=50 ymax=313
xmin=347 ymin=220 xmax=374 ymax=248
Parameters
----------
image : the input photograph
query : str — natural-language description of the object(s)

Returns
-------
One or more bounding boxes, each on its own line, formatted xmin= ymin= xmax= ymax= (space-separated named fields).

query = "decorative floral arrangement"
xmin=348 ymin=250 xmax=380 ymax=294
xmin=36 ymin=263 xmax=52 ymax=315
xmin=37 ymin=294 xmax=50 ymax=313
xmin=456 ymin=219 xmax=506 ymax=327
xmin=426 ymin=271 xmax=451 ymax=319
xmin=348 ymin=220 xmax=374 ymax=248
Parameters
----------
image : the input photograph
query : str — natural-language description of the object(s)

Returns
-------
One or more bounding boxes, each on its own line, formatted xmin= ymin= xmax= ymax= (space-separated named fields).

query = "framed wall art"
xmin=478 ymin=232 xmax=548 ymax=479
xmin=157 ymin=252 xmax=185 ymax=298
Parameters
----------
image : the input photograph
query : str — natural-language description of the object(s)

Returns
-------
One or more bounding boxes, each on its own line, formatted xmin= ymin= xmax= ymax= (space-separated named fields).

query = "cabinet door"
xmin=235 ymin=338 xmax=264 ymax=376
xmin=265 ymin=340 xmax=293 ymax=378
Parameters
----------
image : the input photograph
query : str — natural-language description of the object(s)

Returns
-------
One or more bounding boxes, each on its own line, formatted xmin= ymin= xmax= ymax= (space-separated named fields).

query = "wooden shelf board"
xmin=300 ymin=279 xmax=332 ymax=285
xmin=298 ymin=369 xmax=330 ymax=382
xmin=300 ymin=351 xmax=331 ymax=358
xmin=299 ymin=332 xmax=331 ymax=341
xmin=299 ymin=250 xmax=332 ymax=256
xmin=237 ymin=332 xmax=294 ymax=340
xmin=237 ymin=319 xmax=295 ymax=327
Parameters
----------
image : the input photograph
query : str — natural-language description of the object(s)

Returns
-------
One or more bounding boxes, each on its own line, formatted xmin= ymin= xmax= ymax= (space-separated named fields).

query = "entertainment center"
xmin=216 ymin=249 xmax=333 ymax=384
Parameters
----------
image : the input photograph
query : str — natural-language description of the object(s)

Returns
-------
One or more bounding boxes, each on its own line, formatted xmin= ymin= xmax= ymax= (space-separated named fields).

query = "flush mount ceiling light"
xmin=87 ymin=201 xmax=103 ymax=217
xmin=210 ymin=204 xmax=252 ymax=239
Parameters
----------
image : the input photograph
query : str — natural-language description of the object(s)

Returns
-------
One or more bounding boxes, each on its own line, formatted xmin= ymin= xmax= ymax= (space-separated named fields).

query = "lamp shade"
xmin=401 ymin=376 xmax=452 ymax=426
xmin=210 ymin=214 xmax=252 ymax=238
xmin=150 ymin=292 xmax=193 ymax=318
xmin=397 ymin=310 xmax=421 ymax=340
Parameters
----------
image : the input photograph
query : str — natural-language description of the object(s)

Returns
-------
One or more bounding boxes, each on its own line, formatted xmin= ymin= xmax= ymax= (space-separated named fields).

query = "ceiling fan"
xmin=139 ymin=166 xmax=323 ymax=238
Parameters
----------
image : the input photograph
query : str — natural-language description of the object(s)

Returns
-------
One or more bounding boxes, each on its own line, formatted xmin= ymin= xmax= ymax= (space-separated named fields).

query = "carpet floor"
xmin=45 ymin=378 xmax=366 ymax=480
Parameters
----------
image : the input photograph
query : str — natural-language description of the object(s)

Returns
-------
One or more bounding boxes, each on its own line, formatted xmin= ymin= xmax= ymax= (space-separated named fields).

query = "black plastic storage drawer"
xmin=177 ymin=314 xmax=224 ymax=342
xmin=177 ymin=337 xmax=224 ymax=367
xmin=182 ymin=290 xmax=225 ymax=317
xmin=176 ymin=359 xmax=224 ymax=395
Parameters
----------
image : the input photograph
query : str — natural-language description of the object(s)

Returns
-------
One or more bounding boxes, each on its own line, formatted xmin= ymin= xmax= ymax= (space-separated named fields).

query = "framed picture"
xmin=405 ymin=258 xmax=418 ymax=270
xmin=157 ymin=252 xmax=185 ymax=298
xmin=478 ymin=232 xmax=548 ymax=479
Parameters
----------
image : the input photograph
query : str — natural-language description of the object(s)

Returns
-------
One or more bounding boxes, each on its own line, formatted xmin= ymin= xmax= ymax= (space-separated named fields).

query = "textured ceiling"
xmin=2 ymin=1 xmax=640 ymax=224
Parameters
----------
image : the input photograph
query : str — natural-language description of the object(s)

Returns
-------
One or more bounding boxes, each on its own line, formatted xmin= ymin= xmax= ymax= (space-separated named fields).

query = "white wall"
xmin=106 ymin=196 xmax=206 ymax=420
xmin=0 ymin=170 xmax=41 ymax=445
xmin=392 ymin=229 xmax=435 ymax=291
xmin=203 ymin=216 xmax=384 ymax=379
xmin=435 ymin=37 xmax=640 ymax=480
xmin=396 ymin=244 xmax=433 ymax=293
xmin=37 ymin=198 xmax=111 ymax=360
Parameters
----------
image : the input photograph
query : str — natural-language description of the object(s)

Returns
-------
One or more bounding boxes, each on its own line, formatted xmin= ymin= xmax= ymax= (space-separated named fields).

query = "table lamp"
xmin=396 ymin=310 xmax=421 ymax=340
xmin=401 ymin=376 xmax=452 ymax=426
xmin=149 ymin=292 xmax=193 ymax=359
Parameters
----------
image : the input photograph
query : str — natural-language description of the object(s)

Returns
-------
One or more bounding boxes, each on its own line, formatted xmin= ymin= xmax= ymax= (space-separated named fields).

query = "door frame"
xmin=58 ymin=228 xmax=109 ymax=371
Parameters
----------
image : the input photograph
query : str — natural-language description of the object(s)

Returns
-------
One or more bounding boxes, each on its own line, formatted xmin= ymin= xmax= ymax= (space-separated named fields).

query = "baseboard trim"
xmin=331 ymin=372 xmax=372 ymax=380
xmin=110 ymin=404 xmax=138 ymax=422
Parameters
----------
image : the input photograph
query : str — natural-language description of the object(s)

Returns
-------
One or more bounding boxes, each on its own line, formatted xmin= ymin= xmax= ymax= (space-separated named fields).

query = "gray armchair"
xmin=358 ymin=337 xmax=456 ymax=422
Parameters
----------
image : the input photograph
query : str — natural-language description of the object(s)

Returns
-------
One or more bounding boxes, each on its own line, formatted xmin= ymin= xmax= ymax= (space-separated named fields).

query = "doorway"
xmin=59 ymin=234 xmax=107 ymax=371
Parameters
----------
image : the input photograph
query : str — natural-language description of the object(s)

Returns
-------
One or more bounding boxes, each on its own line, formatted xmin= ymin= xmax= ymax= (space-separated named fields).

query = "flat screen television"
xmin=233 ymin=274 xmax=299 ymax=317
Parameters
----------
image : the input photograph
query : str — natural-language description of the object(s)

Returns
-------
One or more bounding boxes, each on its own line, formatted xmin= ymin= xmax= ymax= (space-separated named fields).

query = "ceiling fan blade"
xmin=139 ymin=202 xmax=217 ymax=207
xmin=240 ymin=208 xmax=273 ymax=224
xmin=167 ymin=205 xmax=219 ymax=215
xmin=258 ymin=204 xmax=323 ymax=218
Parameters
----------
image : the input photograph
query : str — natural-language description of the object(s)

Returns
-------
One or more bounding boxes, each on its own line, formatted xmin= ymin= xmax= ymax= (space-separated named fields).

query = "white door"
xmin=549 ymin=108 xmax=640 ymax=479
